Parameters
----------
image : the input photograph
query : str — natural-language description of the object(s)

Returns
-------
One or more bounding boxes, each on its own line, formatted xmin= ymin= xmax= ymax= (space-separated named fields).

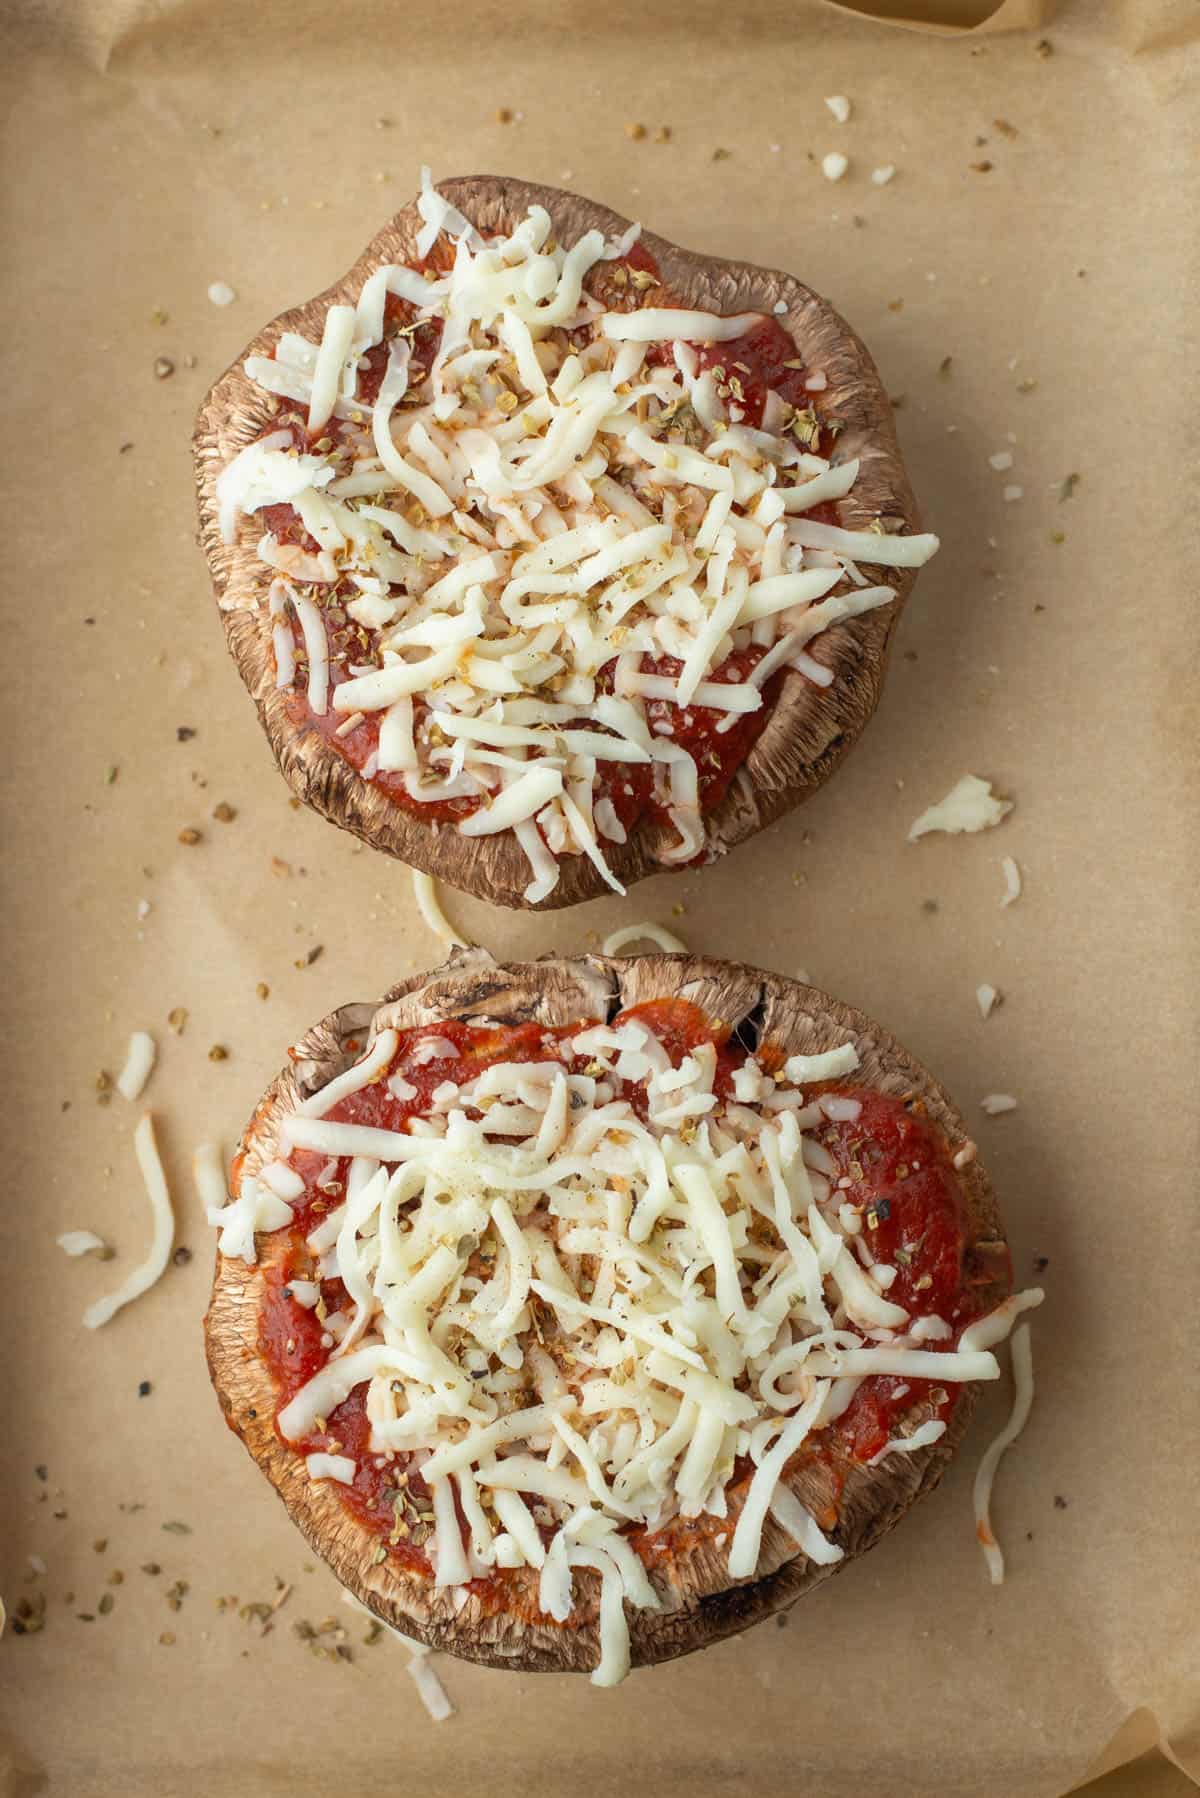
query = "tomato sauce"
xmin=811 ymin=1089 xmax=1011 ymax=1462
xmin=281 ymin=635 xmax=786 ymax=840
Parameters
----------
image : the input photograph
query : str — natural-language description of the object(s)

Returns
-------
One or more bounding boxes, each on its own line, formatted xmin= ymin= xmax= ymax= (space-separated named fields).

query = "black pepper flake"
xmin=1033 ymin=1255 xmax=1049 ymax=1273
xmin=921 ymin=898 xmax=939 ymax=914
xmin=35 ymin=1465 xmax=48 ymax=1482
xmin=138 ymin=1380 xmax=152 ymax=1397
xmin=294 ymin=944 xmax=324 ymax=969
xmin=176 ymin=726 xmax=197 ymax=743
xmin=173 ymin=1246 xmax=193 ymax=1267
xmin=161 ymin=1520 xmax=192 ymax=1535
xmin=1053 ymin=1494 xmax=1068 ymax=1510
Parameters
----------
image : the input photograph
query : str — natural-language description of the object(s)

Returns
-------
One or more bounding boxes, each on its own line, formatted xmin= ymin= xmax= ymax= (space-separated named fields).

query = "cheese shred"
xmin=115 ymin=1031 xmax=156 ymax=1103
xmin=973 ymin=1323 xmax=1036 ymax=1584
xmin=83 ymin=1115 xmax=174 ymax=1329
xmin=412 ymin=871 xmax=473 ymax=949
xmin=601 ymin=921 xmax=688 ymax=955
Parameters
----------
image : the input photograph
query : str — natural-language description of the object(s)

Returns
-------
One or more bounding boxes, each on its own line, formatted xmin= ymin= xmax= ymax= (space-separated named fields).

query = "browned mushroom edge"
xmin=193 ymin=176 xmax=924 ymax=910
xmin=205 ymin=951 xmax=999 ymax=1675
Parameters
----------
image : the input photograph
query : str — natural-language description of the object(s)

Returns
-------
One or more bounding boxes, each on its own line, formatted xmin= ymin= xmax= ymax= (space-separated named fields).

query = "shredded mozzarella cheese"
xmin=220 ymin=176 xmax=938 ymax=901
xmin=57 ymin=1230 xmax=110 ymax=1258
xmin=909 ymin=775 xmax=1013 ymax=841
xmin=407 ymin=1643 xmax=455 ymax=1720
xmin=601 ymin=922 xmax=688 ymax=955
xmin=412 ymin=872 xmax=472 ymax=948
xmin=83 ymin=1116 xmax=174 ymax=1329
xmin=115 ymin=1031 xmax=157 ymax=1103
xmin=973 ymin=1323 xmax=1036 ymax=1584
xmin=980 ymin=1094 xmax=1018 ymax=1116
xmin=1000 ymin=855 xmax=1023 ymax=906
xmin=215 ymin=1000 xmax=1040 ymax=1682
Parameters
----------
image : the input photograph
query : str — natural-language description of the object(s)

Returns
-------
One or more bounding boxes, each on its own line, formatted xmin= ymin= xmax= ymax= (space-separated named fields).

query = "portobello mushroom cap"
xmin=194 ymin=177 xmax=926 ymax=909
xmin=205 ymin=951 xmax=1003 ymax=1675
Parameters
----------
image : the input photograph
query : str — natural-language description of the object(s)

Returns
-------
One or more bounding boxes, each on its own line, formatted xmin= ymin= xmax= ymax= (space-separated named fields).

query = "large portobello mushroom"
xmin=205 ymin=951 xmax=1027 ymax=1682
xmin=194 ymin=176 xmax=937 ymax=909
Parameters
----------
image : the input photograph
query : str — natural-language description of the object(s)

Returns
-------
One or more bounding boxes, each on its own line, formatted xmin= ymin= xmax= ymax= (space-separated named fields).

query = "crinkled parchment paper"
xmin=0 ymin=0 xmax=1196 ymax=1793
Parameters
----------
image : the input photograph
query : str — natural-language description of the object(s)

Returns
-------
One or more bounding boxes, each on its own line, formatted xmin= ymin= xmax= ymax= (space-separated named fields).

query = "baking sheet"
xmin=1 ymin=0 xmax=1196 ymax=1792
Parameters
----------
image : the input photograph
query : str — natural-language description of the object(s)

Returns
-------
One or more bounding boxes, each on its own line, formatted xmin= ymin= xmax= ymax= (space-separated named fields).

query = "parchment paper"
xmin=1 ymin=1 xmax=1196 ymax=1793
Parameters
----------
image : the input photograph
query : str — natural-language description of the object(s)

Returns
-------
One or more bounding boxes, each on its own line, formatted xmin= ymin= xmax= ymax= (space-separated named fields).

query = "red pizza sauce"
xmin=278 ymin=640 xmax=787 ymax=839
xmin=251 ymin=1002 xmax=1010 ymax=1601
xmin=254 ymin=244 xmax=845 ymax=858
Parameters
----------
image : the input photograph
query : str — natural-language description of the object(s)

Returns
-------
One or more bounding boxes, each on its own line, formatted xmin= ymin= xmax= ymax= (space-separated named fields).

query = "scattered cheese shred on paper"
xmin=976 ymin=984 xmax=1000 ymax=1020
xmin=980 ymin=1093 xmax=1018 ymax=1116
xmin=340 ymin=1593 xmax=455 ymax=1720
xmin=601 ymin=921 xmax=688 ymax=955
xmin=57 ymin=1230 xmax=110 ymax=1258
xmin=406 ymin=1644 xmax=455 ymax=1722
xmin=116 ymin=1030 xmax=156 ymax=1102
xmin=83 ymin=1114 xmax=174 ymax=1329
xmin=908 ymin=775 xmax=1013 ymax=841
xmin=1000 ymin=855 xmax=1023 ymax=906
xmin=411 ymin=871 xmax=472 ymax=949
xmin=973 ymin=1323 xmax=1037 ymax=1585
